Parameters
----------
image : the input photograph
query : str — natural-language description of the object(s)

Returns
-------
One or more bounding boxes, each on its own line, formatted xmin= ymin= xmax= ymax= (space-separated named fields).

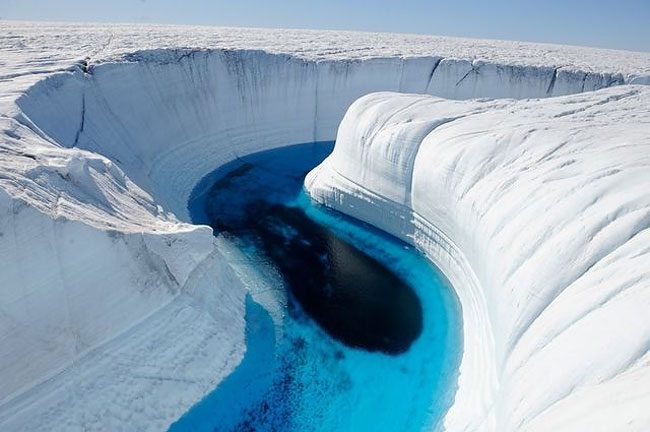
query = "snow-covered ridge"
xmin=305 ymin=88 xmax=650 ymax=431
xmin=1 ymin=22 xmax=649 ymax=430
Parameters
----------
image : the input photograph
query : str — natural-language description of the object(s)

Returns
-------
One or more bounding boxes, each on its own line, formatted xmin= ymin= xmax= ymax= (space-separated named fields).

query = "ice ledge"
xmin=0 ymin=245 xmax=247 ymax=431
xmin=305 ymin=87 xmax=650 ymax=431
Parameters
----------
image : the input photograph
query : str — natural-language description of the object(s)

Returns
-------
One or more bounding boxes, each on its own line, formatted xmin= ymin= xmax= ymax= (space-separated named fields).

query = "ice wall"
xmin=305 ymin=88 xmax=650 ymax=431
xmin=15 ymin=49 xmax=634 ymax=222
xmin=1 ymin=36 xmax=649 ymax=430
xmin=0 ymin=113 xmax=248 ymax=429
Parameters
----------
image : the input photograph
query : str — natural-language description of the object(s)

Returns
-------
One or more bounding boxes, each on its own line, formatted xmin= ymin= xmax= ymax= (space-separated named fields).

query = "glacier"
xmin=1 ymin=21 xmax=649 ymax=431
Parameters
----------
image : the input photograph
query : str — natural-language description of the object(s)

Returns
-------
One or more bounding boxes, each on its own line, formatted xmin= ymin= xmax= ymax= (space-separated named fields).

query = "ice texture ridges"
xmin=305 ymin=88 xmax=650 ymax=431
xmin=1 ymin=22 xmax=649 ymax=430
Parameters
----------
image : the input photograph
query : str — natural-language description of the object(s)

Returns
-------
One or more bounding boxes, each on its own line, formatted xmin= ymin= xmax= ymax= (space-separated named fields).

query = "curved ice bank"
xmin=305 ymin=87 xmax=650 ymax=431
xmin=15 ymin=47 xmax=649 ymax=224
xmin=1 ymin=22 xmax=650 ymax=430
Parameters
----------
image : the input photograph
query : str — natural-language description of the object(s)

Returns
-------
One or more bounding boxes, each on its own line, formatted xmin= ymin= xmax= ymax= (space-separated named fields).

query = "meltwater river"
xmin=172 ymin=142 xmax=462 ymax=431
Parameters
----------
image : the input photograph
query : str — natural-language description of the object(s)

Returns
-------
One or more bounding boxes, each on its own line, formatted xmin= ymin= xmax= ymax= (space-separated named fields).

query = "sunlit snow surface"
xmin=1 ymin=21 xmax=650 ymax=432
xmin=177 ymin=143 xmax=461 ymax=431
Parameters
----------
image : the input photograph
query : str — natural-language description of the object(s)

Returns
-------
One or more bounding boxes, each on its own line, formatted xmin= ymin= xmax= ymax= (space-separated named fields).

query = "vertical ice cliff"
xmin=305 ymin=88 xmax=650 ymax=431
xmin=15 ymin=49 xmax=644 ymax=222
xmin=1 ymin=22 xmax=650 ymax=430
xmin=0 ymin=113 xmax=248 ymax=430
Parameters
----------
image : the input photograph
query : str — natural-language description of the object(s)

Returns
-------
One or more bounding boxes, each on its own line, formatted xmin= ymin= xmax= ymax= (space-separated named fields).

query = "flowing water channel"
xmin=172 ymin=142 xmax=462 ymax=431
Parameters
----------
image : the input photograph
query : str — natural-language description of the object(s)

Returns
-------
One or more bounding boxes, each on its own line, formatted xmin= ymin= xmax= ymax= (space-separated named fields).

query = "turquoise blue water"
xmin=172 ymin=142 xmax=462 ymax=431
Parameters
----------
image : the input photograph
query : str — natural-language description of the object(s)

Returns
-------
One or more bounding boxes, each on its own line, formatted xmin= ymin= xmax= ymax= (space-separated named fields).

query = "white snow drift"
xmin=0 ymin=22 xmax=649 ymax=430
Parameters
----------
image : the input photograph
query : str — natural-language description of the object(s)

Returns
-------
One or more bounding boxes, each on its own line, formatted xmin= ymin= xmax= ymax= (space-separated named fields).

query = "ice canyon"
xmin=1 ymin=22 xmax=649 ymax=431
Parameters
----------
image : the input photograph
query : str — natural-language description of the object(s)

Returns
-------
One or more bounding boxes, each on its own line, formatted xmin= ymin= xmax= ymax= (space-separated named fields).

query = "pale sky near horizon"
xmin=1 ymin=0 xmax=648 ymax=53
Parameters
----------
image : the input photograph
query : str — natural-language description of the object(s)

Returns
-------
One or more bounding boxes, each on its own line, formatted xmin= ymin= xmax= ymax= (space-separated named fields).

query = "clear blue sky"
xmin=1 ymin=0 xmax=648 ymax=52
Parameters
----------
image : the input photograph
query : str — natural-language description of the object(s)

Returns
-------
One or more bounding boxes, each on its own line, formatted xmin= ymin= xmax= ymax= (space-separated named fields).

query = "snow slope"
xmin=305 ymin=88 xmax=650 ymax=431
xmin=0 ymin=21 xmax=649 ymax=430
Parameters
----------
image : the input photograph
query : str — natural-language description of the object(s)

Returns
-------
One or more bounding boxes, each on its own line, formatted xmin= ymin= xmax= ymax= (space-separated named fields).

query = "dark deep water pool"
xmin=171 ymin=142 xmax=462 ymax=431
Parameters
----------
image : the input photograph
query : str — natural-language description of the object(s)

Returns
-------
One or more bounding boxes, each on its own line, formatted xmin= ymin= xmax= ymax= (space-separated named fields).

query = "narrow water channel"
xmin=172 ymin=142 xmax=462 ymax=431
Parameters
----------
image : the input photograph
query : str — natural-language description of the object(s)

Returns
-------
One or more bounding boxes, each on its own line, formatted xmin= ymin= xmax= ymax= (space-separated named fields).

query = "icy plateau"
xmin=0 ymin=22 xmax=649 ymax=431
